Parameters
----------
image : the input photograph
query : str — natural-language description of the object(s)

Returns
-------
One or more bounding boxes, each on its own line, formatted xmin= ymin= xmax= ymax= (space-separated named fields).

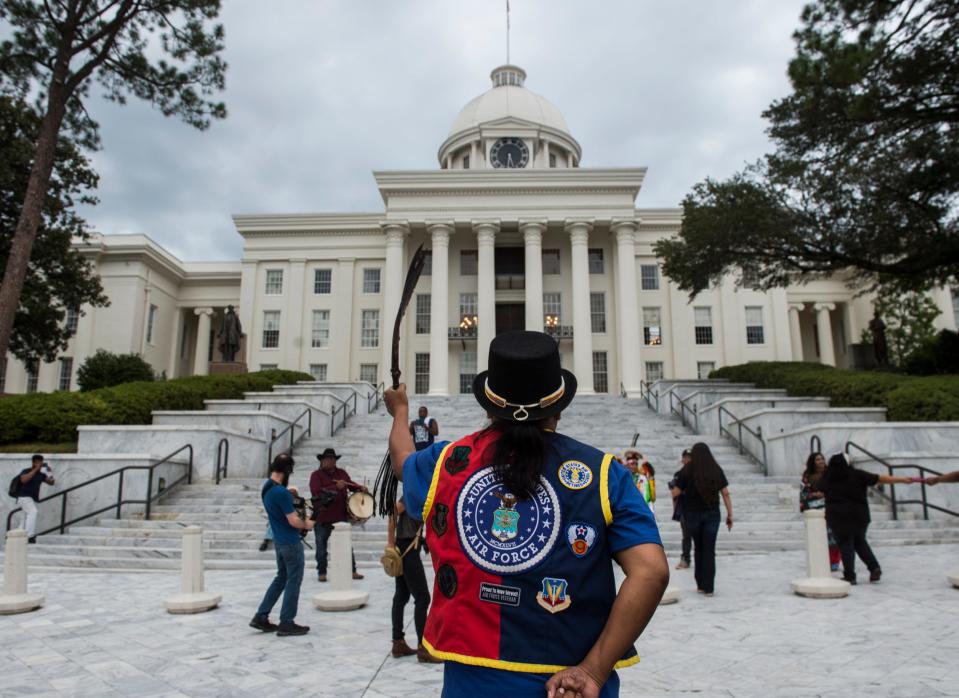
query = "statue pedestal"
xmin=210 ymin=362 xmax=247 ymax=375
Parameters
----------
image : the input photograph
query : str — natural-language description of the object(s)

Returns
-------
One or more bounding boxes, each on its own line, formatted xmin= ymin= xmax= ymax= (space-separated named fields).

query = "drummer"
xmin=309 ymin=447 xmax=368 ymax=582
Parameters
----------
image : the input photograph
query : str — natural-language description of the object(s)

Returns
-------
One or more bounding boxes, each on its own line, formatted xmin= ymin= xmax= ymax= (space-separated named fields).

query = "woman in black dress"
xmin=818 ymin=453 xmax=912 ymax=584
xmin=670 ymin=443 xmax=733 ymax=596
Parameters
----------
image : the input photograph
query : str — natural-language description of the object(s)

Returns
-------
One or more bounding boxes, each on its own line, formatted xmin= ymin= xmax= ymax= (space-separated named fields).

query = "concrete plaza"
xmin=1 ymin=544 xmax=957 ymax=698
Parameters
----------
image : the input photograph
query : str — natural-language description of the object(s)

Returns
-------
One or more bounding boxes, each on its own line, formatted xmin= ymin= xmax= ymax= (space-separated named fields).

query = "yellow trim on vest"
xmin=600 ymin=453 xmax=614 ymax=525
xmin=421 ymin=638 xmax=640 ymax=673
xmin=422 ymin=442 xmax=455 ymax=523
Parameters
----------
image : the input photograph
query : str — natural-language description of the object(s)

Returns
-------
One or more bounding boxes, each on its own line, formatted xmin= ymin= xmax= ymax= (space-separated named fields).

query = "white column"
xmin=612 ymin=220 xmax=641 ymax=396
xmin=193 ymin=307 xmax=214 ymax=376
xmin=167 ymin=308 xmax=183 ymax=379
xmin=428 ymin=223 xmax=452 ymax=395
xmin=470 ymin=140 xmax=478 ymax=169
xmin=381 ymin=223 xmax=409 ymax=384
xmin=0 ymin=529 xmax=43 ymax=614
xmin=164 ymin=526 xmax=221 ymax=614
xmin=814 ymin=303 xmax=837 ymax=367
xmin=542 ymin=139 xmax=551 ymax=167
xmin=566 ymin=220 xmax=594 ymax=394
xmin=788 ymin=303 xmax=805 ymax=361
xmin=335 ymin=258 xmax=356 ymax=382
xmin=286 ymin=259 xmax=306 ymax=371
xmin=475 ymin=221 xmax=498 ymax=372
xmin=790 ymin=510 xmax=850 ymax=598
xmin=522 ymin=221 xmax=546 ymax=332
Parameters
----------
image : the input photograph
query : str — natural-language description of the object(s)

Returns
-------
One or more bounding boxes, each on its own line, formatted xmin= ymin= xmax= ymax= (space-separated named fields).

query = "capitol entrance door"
xmin=496 ymin=303 xmax=525 ymax=335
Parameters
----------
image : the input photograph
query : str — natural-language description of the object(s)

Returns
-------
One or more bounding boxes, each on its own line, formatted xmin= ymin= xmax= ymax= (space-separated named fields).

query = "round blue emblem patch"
xmin=456 ymin=466 xmax=561 ymax=575
xmin=558 ymin=461 xmax=593 ymax=490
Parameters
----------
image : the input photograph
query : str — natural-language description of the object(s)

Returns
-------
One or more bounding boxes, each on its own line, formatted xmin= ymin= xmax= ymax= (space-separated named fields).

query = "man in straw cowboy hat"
xmin=384 ymin=331 xmax=668 ymax=697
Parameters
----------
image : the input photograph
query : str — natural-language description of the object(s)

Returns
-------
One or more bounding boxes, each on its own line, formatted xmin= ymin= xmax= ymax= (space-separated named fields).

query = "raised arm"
xmin=877 ymin=474 xmax=912 ymax=485
xmin=385 ymin=385 xmax=415 ymax=480
xmin=926 ymin=470 xmax=959 ymax=485
xmin=545 ymin=543 xmax=669 ymax=698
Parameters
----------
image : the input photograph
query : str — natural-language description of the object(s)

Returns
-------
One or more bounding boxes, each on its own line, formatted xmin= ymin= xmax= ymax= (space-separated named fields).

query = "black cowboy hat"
xmin=472 ymin=331 xmax=577 ymax=422
xmin=316 ymin=448 xmax=343 ymax=461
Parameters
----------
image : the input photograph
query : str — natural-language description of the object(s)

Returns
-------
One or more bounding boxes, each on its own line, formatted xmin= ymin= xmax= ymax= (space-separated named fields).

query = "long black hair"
xmin=482 ymin=419 xmax=556 ymax=500
xmin=681 ymin=442 xmax=726 ymax=507
xmin=804 ymin=451 xmax=825 ymax=480
xmin=821 ymin=453 xmax=852 ymax=483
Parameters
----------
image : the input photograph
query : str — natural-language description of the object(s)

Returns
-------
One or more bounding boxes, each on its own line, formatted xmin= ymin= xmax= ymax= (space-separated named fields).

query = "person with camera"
xmin=14 ymin=454 xmax=55 ymax=543
xmin=310 ymin=447 xmax=367 ymax=582
xmin=250 ymin=453 xmax=314 ymax=637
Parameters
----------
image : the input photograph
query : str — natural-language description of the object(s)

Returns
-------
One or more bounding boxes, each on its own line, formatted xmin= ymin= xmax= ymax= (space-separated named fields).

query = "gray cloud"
xmin=74 ymin=0 xmax=808 ymax=261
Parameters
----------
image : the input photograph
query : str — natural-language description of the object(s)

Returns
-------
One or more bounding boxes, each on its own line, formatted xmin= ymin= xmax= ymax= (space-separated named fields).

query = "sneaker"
xmin=392 ymin=639 xmax=417 ymax=658
xmin=318 ymin=574 xmax=327 ymax=582
xmin=249 ymin=615 xmax=278 ymax=633
xmin=276 ymin=622 xmax=310 ymax=636
xmin=258 ymin=540 xmax=270 ymax=552
xmin=353 ymin=572 xmax=365 ymax=580
xmin=869 ymin=568 xmax=882 ymax=583
xmin=675 ymin=559 xmax=689 ymax=570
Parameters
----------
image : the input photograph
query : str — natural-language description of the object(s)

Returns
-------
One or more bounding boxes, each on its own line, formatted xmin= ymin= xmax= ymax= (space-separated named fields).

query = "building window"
xmin=361 ymin=310 xmax=380 ymax=348
xmin=314 ymin=269 xmax=332 ymax=294
xmin=459 ymin=292 xmax=477 ymax=319
xmin=461 ymin=250 xmax=478 ymax=276
xmin=309 ymin=363 xmax=327 ymax=381
xmin=415 ymin=294 xmax=431 ymax=334
xmin=262 ymin=311 xmax=281 ymax=349
xmin=697 ymin=361 xmax=716 ymax=380
xmin=363 ymin=268 xmax=381 ymax=294
xmin=360 ymin=364 xmax=379 ymax=384
xmin=543 ymin=292 xmax=562 ymax=324
xmin=549 ymin=153 xmax=557 ymax=168
xmin=65 ymin=307 xmax=79 ymax=335
xmin=58 ymin=358 xmax=73 ymax=391
xmin=259 ymin=363 xmax=278 ymax=370
xmin=588 ymin=249 xmax=604 ymax=274
xmin=415 ymin=353 xmax=430 ymax=394
xmin=592 ymin=352 xmax=608 ymax=393
xmin=542 ymin=249 xmax=561 ymax=274
xmin=26 ymin=364 xmax=38 ymax=394
xmin=459 ymin=351 xmax=476 ymax=394
xmin=745 ymin=306 xmax=765 ymax=345
xmin=463 ymin=154 xmax=470 ymax=169
xmin=0 ymin=358 xmax=6 ymax=393
xmin=145 ymin=304 xmax=158 ymax=345
xmin=694 ymin=306 xmax=713 ymax=345
xmin=640 ymin=265 xmax=660 ymax=290
xmin=643 ymin=307 xmax=662 ymax=346
xmin=311 ymin=310 xmax=330 ymax=348
xmin=590 ymin=292 xmax=606 ymax=334
xmin=645 ymin=361 xmax=664 ymax=382
xmin=265 ymin=269 xmax=283 ymax=295
xmin=421 ymin=251 xmax=432 ymax=276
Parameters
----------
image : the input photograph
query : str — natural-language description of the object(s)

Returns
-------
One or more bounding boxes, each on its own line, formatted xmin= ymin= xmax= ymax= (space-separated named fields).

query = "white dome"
xmin=447 ymin=65 xmax=572 ymax=139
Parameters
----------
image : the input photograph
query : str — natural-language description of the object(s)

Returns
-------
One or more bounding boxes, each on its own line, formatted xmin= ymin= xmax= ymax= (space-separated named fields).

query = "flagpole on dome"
xmin=506 ymin=0 xmax=510 ymax=64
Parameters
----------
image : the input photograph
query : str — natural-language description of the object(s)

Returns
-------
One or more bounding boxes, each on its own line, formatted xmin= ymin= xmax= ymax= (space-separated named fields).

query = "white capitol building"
xmin=3 ymin=64 xmax=958 ymax=396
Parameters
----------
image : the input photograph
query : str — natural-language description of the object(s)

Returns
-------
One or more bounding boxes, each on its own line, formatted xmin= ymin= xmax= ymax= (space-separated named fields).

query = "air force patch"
xmin=566 ymin=522 xmax=597 ymax=557
xmin=456 ymin=466 xmax=561 ymax=575
xmin=536 ymin=577 xmax=571 ymax=613
xmin=558 ymin=461 xmax=593 ymax=490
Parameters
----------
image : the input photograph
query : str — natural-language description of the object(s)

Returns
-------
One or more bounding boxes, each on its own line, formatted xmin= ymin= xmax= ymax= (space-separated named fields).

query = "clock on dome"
xmin=490 ymin=137 xmax=529 ymax=168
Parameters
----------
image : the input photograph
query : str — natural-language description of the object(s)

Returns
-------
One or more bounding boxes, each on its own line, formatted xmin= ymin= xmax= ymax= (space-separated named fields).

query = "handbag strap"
xmin=399 ymin=525 xmax=423 ymax=558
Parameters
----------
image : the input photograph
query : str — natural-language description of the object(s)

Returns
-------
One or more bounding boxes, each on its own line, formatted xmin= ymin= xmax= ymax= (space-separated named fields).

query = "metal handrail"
xmin=810 ymin=435 xmax=822 ymax=455
xmin=639 ymin=380 xmax=660 ymax=412
xmin=5 ymin=444 xmax=193 ymax=537
xmin=330 ymin=392 xmax=359 ymax=436
xmin=620 ymin=382 xmax=627 ymax=398
xmin=215 ymin=438 xmax=230 ymax=485
xmin=367 ymin=382 xmax=385 ymax=413
xmin=267 ymin=409 xmax=312 ymax=473
xmin=845 ymin=441 xmax=958 ymax=520
xmin=669 ymin=390 xmax=699 ymax=433
xmin=718 ymin=406 xmax=767 ymax=476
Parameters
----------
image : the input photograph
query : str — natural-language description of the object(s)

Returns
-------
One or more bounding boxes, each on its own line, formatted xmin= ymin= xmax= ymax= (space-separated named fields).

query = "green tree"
xmin=76 ymin=349 xmax=155 ymax=391
xmin=0 ymin=95 xmax=108 ymax=365
xmin=861 ymin=287 xmax=941 ymax=366
xmin=655 ymin=0 xmax=959 ymax=297
xmin=0 ymin=0 xmax=227 ymax=365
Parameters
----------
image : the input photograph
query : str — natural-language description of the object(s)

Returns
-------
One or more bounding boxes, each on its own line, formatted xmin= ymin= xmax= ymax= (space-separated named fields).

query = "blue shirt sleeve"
xmin=606 ymin=459 xmax=663 ymax=553
xmin=402 ymin=440 xmax=451 ymax=521
xmin=270 ymin=487 xmax=295 ymax=516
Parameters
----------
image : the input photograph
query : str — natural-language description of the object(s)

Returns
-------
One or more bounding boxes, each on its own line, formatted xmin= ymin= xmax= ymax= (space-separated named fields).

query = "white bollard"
xmin=659 ymin=584 xmax=680 ymax=605
xmin=164 ymin=526 xmax=221 ymax=614
xmin=790 ymin=509 xmax=850 ymax=598
xmin=314 ymin=523 xmax=368 ymax=611
xmin=0 ymin=529 xmax=44 ymax=614
xmin=948 ymin=571 xmax=959 ymax=589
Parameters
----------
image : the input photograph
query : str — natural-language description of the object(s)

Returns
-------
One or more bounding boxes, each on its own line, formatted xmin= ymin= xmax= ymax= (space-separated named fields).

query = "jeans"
xmin=679 ymin=516 xmax=692 ymax=564
xmin=17 ymin=497 xmax=38 ymax=537
xmin=256 ymin=542 xmax=305 ymax=624
xmin=685 ymin=509 xmax=721 ymax=593
xmin=314 ymin=522 xmax=356 ymax=575
xmin=264 ymin=522 xmax=273 ymax=541
xmin=831 ymin=521 xmax=880 ymax=581
xmin=391 ymin=539 xmax=430 ymax=643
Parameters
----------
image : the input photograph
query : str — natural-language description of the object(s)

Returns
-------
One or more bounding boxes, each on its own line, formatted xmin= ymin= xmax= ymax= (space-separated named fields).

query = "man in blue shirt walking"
xmin=250 ymin=454 xmax=315 ymax=636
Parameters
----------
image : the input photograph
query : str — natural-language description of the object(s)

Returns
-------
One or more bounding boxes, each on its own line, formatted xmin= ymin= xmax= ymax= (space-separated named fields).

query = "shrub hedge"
xmin=0 ymin=369 xmax=313 ymax=445
xmin=710 ymin=362 xmax=959 ymax=422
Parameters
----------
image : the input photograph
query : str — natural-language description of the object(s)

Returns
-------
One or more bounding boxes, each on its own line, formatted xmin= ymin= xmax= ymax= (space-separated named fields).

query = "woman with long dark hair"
xmin=669 ymin=442 xmax=733 ymax=596
xmin=818 ymin=453 xmax=912 ymax=584
xmin=800 ymin=452 xmax=840 ymax=571
xmin=385 ymin=331 xmax=669 ymax=697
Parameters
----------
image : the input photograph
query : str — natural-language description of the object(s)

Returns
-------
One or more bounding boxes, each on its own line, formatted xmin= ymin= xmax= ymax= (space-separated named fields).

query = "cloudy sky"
xmin=74 ymin=0 xmax=809 ymax=261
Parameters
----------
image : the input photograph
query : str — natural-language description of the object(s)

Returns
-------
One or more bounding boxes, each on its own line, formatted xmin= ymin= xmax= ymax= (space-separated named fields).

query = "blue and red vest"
xmin=421 ymin=428 xmax=640 ymax=673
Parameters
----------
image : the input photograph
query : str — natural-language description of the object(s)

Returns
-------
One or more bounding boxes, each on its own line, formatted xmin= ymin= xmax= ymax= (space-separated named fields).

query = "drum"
xmin=347 ymin=491 xmax=375 ymax=524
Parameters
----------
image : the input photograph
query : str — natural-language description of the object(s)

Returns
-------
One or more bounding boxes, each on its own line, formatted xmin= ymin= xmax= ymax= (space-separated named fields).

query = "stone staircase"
xmin=11 ymin=393 xmax=959 ymax=570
